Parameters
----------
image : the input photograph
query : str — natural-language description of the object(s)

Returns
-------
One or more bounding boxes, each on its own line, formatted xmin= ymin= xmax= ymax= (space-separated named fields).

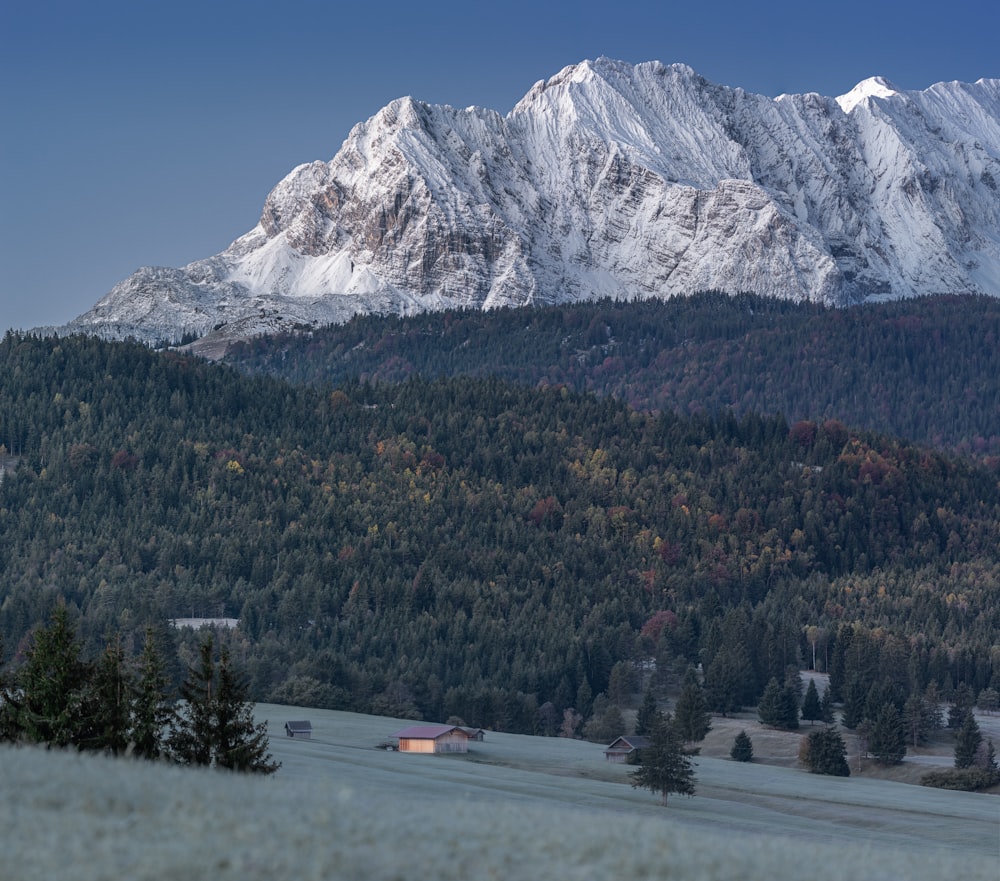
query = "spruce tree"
xmin=704 ymin=646 xmax=748 ymax=716
xmin=947 ymin=683 xmax=974 ymax=730
xmin=758 ymin=677 xmax=799 ymax=730
xmin=17 ymin=605 xmax=92 ymax=747
xmin=673 ymin=679 xmax=711 ymax=743
xmin=0 ymin=635 xmax=21 ymax=743
xmin=820 ymin=686 xmax=836 ymax=724
xmin=635 ymin=687 xmax=658 ymax=737
xmin=803 ymin=727 xmax=850 ymax=776
xmin=132 ymin=626 xmax=173 ymax=760
xmin=801 ymin=679 xmax=823 ymax=726
xmin=166 ymin=635 xmax=279 ymax=773
xmin=954 ymin=713 xmax=982 ymax=770
xmin=167 ymin=636 xmax=218 ymax=766
xmin=840 ymin=677 xmax=866 ymax=729
xmin=629 ymin=712 xmax=696 ymax=805
xmin=214 ymin=647 xmax=280 ymax=774
xmin=868 ymin=702 xmax=906 ymax=765
xmin=80 ymin=636 xmax=133 ymax=755
xmin=730 ymin=729 xmax=753 ymax=762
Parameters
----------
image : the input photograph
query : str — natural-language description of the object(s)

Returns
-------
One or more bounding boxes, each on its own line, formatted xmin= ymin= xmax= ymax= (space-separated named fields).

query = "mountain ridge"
xmin=52 ymin=59 xmax=1000 ymax=345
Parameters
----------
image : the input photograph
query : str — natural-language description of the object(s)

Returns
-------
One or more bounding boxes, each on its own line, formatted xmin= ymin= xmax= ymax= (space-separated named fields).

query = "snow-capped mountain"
xmin=61 ymin=59 xmax=1000 ymax=345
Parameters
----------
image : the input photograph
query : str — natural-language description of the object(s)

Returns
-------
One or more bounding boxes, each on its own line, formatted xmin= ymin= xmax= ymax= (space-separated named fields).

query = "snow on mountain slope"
xmin=59 ymin=58 xmax=1000 ymax=345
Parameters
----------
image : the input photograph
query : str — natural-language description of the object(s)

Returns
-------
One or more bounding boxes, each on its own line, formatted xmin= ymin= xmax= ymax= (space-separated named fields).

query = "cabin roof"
xmin=605 ymin=735 xmax=650 ymax=751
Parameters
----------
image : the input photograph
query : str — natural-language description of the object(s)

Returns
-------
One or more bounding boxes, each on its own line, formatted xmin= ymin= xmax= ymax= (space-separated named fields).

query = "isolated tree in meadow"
xmin=801 ymin=679 xmax=823 ymax=726
xmin=629 ymin=712 xmax=696 ymax=805
xmin=730 ymin=729 xmax=753 ymax=762
xmin=802 ymin=727 xmax=850 ymax=776
xmin=954 ymin=713 xmax=982 ymax=770
xmin=868 ymin=702 xmax=906 ymax=765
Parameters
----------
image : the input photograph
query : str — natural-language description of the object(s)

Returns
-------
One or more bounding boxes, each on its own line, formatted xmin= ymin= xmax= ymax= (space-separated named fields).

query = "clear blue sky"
xmin=2 ymin=0 xmax=997 ymax=332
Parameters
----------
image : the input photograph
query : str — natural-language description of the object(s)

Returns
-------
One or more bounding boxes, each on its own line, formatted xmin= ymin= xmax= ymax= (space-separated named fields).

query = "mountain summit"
xmin=61 ymin=59 xmax=1000 ymax=345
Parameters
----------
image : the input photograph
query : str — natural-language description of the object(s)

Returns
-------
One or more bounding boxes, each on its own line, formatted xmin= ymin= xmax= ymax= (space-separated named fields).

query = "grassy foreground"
xmin=1 ymin=705 xmax=996 ymax=880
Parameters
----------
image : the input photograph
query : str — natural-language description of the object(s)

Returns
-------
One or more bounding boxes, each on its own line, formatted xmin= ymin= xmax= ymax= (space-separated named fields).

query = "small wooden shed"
xmin=394 ymin=724 xmax=471 ymax=754
xmin=284 ymin=720 xmax=313 ymax=739
xmin=461 ymin=727 xmax=486 ymax=742
xmin=604 ymin=735 xmax=650 ymax=763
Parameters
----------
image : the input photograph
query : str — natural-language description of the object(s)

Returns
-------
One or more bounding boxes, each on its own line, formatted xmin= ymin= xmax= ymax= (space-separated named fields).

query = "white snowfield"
xmin=1 ymin=706 xmax=995 ymax=880
xmin=55 ymin=58 xmax=1000 ymax=347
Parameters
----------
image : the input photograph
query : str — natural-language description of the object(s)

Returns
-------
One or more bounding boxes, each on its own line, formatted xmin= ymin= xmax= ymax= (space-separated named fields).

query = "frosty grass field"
xmin=1 ymin=704 xmax=996 ymax=880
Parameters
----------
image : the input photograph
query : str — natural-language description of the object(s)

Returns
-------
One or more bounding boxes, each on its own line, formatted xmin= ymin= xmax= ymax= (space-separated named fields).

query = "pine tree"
xmin=132 ymin=626 xmax=173 ymax=760
xmin=954 ymin=713 xmax=982 ymax=770
xmin=801 ymin=679 xmax=823 ymax=726
xmin=730 ymin=729 xmax=753 ymax=762
xmin=634 ymin=687 xmax=658 ymax=737
xmin=802 ymin=727 xmax=850 ymax=776
xmin=17 ymin=605 xmax=92 ymax=747
xmin=629 ymin=712 xmax=696 ymax=805
xmin=868 ymin=702 xmax=906 ymax=765
xmin=673 ymin=679 xmax=711 ymax=743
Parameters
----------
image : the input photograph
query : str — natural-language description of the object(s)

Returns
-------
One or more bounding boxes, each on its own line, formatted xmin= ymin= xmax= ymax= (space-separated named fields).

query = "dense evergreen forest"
xmin=1 ymin=326 xmax=998 ymax=734
xmin=225 ymin=293 xmax=1000 ymax=458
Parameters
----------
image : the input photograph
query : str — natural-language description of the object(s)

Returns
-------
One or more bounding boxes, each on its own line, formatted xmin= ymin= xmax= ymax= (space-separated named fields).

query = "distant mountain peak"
xmin=836 ymin=76 xmax=902 ymax=112
xmin=54 ymin=60 xmax=1000 ymax=348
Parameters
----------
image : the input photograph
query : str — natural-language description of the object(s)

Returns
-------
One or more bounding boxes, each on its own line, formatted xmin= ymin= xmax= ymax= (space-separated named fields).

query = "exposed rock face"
xmin=61 ymin=59 xmax=1000 ymax=344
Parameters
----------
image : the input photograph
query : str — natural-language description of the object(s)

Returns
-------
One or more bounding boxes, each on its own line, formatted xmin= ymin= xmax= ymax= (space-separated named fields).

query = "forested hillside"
xmin=225 ymin=293 xmax=1000 ymax=458
xmin=1 ymin=332 xmax=998 ymax=733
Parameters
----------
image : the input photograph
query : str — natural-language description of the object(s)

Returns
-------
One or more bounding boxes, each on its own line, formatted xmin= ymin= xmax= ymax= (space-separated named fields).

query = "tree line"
xmin=0 ymin=604 xmax=277 ymax=773
xmin=225 ymin=292 xmax=1000 ymax=459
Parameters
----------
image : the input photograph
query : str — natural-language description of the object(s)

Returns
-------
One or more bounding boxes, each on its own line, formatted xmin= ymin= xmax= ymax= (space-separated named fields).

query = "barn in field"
xmin=604 ymin=735 xmax=650 ymax=763
xmin=284 ymin=721 xmax=313 ymax=739
xmin=393 ymin=724 xmax=471 ymax=754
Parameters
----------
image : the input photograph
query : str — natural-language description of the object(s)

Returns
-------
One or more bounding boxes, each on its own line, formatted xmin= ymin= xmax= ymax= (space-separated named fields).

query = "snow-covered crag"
xmin=63 ymin=59 xmax=1000 ymax=345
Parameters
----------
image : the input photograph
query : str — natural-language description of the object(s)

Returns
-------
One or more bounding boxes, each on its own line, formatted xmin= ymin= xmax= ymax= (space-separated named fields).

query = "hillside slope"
xmin=1 ymin=711 xmax=995 ymax=880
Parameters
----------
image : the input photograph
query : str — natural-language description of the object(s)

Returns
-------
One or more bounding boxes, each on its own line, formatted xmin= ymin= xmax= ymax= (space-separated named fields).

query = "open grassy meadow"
xmin=2 ymin=704 xmax=995 ymax=880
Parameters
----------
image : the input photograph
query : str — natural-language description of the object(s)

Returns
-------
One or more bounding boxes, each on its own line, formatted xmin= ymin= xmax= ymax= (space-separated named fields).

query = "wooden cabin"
xmin=393 ymin=724 xmax=471 ymax=754
xmin=604 ymin=735 xmax=650 ymax=763
xmin=284 ymin=720 xmax=313 ymax=739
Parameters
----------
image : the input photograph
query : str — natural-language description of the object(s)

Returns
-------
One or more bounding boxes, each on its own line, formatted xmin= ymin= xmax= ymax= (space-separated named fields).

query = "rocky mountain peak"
xmin=55 ymin=60 xmax=1000 ymax=348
